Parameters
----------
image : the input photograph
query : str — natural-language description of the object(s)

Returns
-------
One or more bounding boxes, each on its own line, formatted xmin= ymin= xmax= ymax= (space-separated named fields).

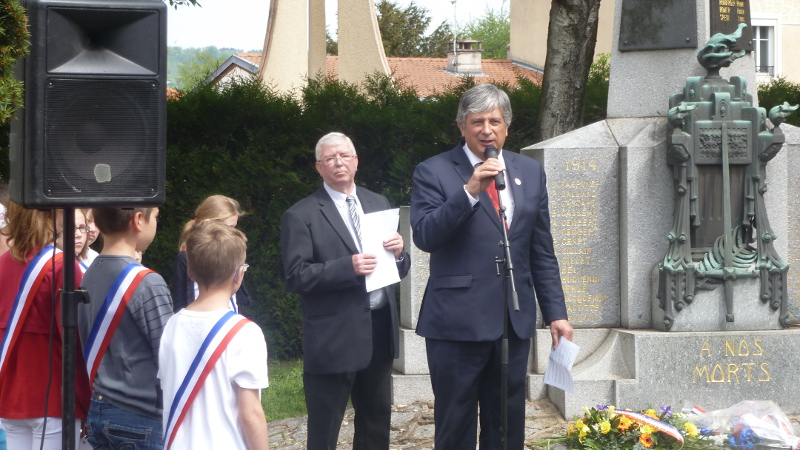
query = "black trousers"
xmin=304 ymin=305 xmax=393 ymax=450
xmin=426 ymin=332 xmax=530 ymax=450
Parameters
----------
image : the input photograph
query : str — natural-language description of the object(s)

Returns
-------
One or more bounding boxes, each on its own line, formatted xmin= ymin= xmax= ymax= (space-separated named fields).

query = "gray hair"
xmin=315 ymin=132 xmax=356 ymax=161
xmin=456 ymin=84 xmax=513 ymax=128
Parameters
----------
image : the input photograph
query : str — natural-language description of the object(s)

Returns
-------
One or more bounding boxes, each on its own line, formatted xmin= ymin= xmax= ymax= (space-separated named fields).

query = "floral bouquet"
xmin=533 ymin=405 xmax=718 ymax=450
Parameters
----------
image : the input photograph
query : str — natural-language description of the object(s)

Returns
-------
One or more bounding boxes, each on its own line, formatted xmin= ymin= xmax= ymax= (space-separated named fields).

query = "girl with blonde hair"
xmin=172 ymin=195 xmax=251 ymax=312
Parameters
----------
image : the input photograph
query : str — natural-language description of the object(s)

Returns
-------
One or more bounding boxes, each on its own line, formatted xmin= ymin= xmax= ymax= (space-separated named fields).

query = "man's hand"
xmin=383 ymin=232 xmax=404 ymax=259
xmin=549 ymin=319 xmax=574 ymax=350
xmin=352 ymin=253 xmax=378 ymax=276
xmin=465 ymin=158 xmax=504 ymax=198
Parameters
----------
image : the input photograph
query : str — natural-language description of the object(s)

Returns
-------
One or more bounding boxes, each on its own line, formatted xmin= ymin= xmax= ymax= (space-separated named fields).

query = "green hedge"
xmin=757 ymin=77 xmax=800 ymax=128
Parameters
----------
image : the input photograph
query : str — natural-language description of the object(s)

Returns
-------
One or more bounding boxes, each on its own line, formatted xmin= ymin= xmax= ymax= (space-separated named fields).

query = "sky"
xmin=166 ymin=0 xmax=506 ymax=51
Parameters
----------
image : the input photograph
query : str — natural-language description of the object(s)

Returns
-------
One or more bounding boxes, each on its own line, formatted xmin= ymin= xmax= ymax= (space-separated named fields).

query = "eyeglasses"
xmin=241 ymin=264 xmax=249 ymax=272
xmin=319 ymin=154 xmax=356 ymax=166
xmin=75 ymin=226 xmax=91 ymax=235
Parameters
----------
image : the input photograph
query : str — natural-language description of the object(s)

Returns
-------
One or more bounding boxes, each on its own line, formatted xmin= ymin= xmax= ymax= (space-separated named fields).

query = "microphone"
xmin=483 ymin=145 xmax=506 ymax=190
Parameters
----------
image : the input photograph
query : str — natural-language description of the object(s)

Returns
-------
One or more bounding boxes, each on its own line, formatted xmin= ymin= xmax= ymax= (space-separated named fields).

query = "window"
xmin=752 ymin=25 xmax=774 ymax=76
xmin=750 ymin=17 xmax=780 ymax=79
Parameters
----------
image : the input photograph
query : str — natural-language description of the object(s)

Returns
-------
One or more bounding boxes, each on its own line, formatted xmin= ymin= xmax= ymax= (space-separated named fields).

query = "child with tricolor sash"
xmin=0 ymin=202 xmax=90 ymax=449
xmin=77 ymin=207 xmax=173 ymax=449
xmin=159 ymin=221 xmax=269 ymax=450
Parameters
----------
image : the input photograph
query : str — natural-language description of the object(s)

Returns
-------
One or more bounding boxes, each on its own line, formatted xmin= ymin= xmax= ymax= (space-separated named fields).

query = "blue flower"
xmin=659 ymin=406 xmax=672 ymax=417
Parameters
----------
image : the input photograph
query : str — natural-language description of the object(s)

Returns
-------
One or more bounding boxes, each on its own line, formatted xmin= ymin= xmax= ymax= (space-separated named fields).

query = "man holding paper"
xmin=410 ymin=84 xmax=573 ymax=449
xmin=281 ymin=132 xmax=410 ymax=450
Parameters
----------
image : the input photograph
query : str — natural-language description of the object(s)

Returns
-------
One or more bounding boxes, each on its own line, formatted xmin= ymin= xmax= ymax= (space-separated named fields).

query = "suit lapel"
xmin=316 ymin=187 xmax=360 ymax=254
xmin=505 ymin=152 xmax=525 ymax=235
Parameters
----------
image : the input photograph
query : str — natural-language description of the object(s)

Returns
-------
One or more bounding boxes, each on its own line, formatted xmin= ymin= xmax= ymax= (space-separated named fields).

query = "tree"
xmin=0 ymin=0 xmax=29 ymax=124
xmin=326 ymin=29 xmax=338 ymax=56
xmin=536 ymin=0 xmax=602 ymax=142
xmin=459 ymin=6 xmax=510 ymax=60
xmin=375 ymin=0 xmax=453 ymax=57
xmin=170 ymin=46 xmax=239 ymax=90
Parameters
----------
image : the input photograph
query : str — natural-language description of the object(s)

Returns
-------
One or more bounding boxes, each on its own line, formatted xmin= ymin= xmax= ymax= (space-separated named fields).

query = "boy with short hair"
xmin=77 ymin=207 xmax=173 ymax=449
xmin=159 ymin=221 xmax=269 ymax=450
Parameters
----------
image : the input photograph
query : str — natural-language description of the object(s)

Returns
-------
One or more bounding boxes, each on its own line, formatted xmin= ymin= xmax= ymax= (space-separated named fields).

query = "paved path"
xmin=267 ymin=399 xmax=570 ymax=449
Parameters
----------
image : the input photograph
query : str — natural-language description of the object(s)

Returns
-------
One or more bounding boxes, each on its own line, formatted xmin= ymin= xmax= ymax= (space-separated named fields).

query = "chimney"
xmin=446 ymin=40 xmax=483 ymax=75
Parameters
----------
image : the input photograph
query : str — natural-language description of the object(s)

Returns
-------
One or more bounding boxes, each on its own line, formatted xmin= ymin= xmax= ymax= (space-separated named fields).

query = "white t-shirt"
xmin=158 ymin=309 xmax=269 ymax=449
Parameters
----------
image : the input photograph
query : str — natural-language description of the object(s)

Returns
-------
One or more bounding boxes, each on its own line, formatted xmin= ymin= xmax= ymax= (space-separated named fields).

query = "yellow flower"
xmin=618 ymin=416 xmax=633 ymax=432
xmin=641 ymin=425 xmax=654 ymax=435
xmin=568 ymin=424 xmax=575 ymax=436
xmin=578 ymin=426 xmax=589 ymax=442
xmin=599 ymin=421 xmax=611 ymax=434
xmin=639 ymin=432 xmax=654 ymax=448
xmin=683 ymin=422 xmax=700 ymax=437
xmin=645 ymin=409 xmax=658 ymax=419
xmin=575 ymin=419 xmax=584 ymax=430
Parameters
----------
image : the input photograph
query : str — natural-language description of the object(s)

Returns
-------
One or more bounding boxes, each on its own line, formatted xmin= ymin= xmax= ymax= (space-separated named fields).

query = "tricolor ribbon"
xmin=79 ymin=261 xmax=89 ymax=273
xmin=164 ymin=311 xmax=251 ymax=449
xmin=83 ymin=264 xmax=154 ymax=387
xmin=616 ymin=409 xmax=685 ymax=449
xmin=0 ymin=246 xmax=63 ymax=383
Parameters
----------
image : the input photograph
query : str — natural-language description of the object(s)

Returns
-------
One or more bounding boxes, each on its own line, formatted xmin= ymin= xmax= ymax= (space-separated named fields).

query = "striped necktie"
xmin=346 ymin=195 xmax=362 ymax=244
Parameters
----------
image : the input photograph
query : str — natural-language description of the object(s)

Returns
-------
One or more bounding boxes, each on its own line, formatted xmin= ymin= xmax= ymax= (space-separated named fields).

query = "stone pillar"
xmin=260 ymin=0 xmax=312 ymax=93
xmin=308 ymin=0 xmax=326 ymax=78
xmin=338 ymin=0 xmax=390 ymax=85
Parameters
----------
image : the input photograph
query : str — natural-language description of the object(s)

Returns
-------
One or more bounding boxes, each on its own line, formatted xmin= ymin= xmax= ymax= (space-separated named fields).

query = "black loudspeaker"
xmin=9 ymin=0 xmax=167 ymax=208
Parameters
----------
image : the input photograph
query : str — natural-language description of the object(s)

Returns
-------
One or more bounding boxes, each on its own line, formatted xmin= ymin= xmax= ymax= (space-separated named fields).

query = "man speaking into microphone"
xmin=410 ymin=83 xmax=573 ymax=449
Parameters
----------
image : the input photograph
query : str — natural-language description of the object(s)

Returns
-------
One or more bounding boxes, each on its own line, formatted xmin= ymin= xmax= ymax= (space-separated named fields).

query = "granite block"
xmin=399 ymin=206 xmax=429 ymax=330
xmin=393 ymin=328 xmax=429 ymax=374
xmin=523 ymin=121 xmax=621 ymax=329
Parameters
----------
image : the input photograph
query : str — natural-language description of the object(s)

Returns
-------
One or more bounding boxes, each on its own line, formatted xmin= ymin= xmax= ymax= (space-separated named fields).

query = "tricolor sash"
xmin=616 ymin=409 xmax=685 ymax=449
xmin=164 ymin=311 xmax=251 ymax=450
xmin=83 ymin=263 xmax=154 ymax=387
xmin=79 ymin=261 xmax=89 ymax=273
xmin=0 ymin=246 xmax=63 ymax=383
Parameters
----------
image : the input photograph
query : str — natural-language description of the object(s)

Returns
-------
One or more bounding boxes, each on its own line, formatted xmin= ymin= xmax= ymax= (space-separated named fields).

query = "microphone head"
xmin=484 ymin=145 xmax=499 ymax=159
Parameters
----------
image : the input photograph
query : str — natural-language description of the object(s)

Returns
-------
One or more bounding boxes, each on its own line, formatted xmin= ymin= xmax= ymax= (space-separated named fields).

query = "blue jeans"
xmin=86 ymin=395 xmax=163 ymax=450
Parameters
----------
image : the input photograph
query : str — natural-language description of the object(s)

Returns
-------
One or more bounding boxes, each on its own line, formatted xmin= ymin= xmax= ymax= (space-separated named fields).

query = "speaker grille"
xmin=43 ymin=78 xmax=161 ymax=199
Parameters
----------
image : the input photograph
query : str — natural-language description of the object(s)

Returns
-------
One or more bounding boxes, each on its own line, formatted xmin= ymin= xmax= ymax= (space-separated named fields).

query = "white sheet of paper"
xmin=543 ymin=336 xmax=579 ymax=393
xmin=362 ymin=208 xmax=401 ymax=292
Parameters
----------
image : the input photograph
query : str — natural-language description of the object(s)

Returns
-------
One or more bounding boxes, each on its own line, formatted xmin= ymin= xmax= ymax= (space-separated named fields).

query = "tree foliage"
xmin=0 ymin=0 xmax=29 ymax=124
xmin=168 ymin=46 xmax=242 ymax=90
xmin=458 ymin=6 xmax=511 ymax=60
xmin=757 ymin=77 xmax=800 ymax=128
xmin=375 ymin=0 xmax=453 ymax=58
xmin=326 ymin=29 xmax=338 ymax=56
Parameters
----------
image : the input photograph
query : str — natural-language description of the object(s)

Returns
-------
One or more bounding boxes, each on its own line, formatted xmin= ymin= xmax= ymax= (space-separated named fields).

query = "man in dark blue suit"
xmin=410 ymin=84 xmax=573 ymax=449
xmin=281 ymin=132 xmax=410 ymax=450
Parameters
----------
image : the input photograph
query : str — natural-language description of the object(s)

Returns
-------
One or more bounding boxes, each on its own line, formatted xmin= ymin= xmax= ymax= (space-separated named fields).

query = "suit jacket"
xmin=410 ymin=143 xmax=567 ymax=341
xmin=281 ymin=185 xmax=411 ymax=374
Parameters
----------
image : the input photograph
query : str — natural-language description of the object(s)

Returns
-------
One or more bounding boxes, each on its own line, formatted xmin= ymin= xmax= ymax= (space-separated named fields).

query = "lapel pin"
xmin=515 ymin=178 xmax=522 ymax=185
